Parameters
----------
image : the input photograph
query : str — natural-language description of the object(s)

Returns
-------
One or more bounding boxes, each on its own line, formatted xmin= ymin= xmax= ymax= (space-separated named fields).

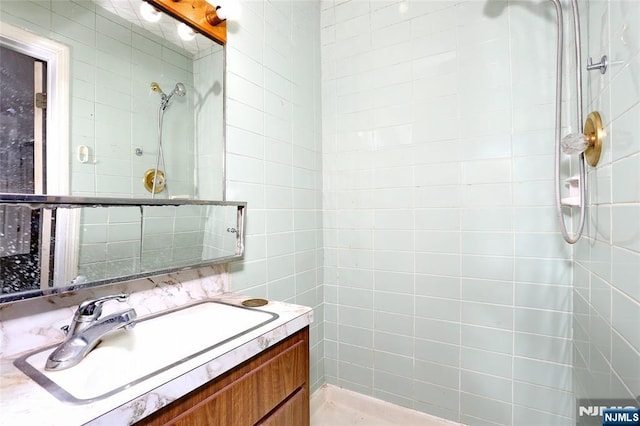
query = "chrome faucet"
xmin=45 ymin=294 xmax=137 ymax=371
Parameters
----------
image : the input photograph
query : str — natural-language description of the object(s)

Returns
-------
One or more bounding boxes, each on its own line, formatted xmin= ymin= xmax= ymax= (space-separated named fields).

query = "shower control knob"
xmin=586 ymin=55 xmax=607 ymax=74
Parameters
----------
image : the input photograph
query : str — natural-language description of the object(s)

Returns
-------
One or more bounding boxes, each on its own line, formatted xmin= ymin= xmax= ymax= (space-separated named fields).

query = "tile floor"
xmin=310 ymin=384 xmax=463 ymax=426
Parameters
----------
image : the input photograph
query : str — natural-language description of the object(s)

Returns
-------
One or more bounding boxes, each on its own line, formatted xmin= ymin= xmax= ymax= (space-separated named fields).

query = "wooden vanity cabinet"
xmin=136 ymin=327 xmax=309 ymax=426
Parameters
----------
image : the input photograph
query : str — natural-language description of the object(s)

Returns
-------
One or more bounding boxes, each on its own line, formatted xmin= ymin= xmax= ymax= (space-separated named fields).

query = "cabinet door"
xmin=137 ymin=327 xmax=309 ymax=426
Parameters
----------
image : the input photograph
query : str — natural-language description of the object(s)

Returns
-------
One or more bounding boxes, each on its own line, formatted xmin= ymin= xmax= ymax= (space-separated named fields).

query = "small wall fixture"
xmin=583 ymin=111 xmax=604 ymax=166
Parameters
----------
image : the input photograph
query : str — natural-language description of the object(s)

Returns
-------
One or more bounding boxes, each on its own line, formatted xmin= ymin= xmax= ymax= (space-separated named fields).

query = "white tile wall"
xmin=224 ymin=0 xmax=324 ymax=392
xmin=574 ymin=0 xmax=640 ymax=410
xmin=321 ymin=0 xmax=575 ymax=424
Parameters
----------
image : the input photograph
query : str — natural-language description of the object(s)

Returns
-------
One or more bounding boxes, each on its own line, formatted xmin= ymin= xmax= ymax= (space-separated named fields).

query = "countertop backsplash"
xmin=0 ymin=264 xmax=228 ymax=359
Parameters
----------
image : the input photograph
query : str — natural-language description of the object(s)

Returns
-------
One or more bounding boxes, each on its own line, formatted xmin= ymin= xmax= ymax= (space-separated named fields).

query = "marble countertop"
xmin=0 ymin=292 xmax=313 ymax=426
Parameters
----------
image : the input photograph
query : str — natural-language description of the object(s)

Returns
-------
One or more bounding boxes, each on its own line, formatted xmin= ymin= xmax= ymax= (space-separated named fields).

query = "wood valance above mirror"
xmin=145 ymin=0 xmax=227 ymax=45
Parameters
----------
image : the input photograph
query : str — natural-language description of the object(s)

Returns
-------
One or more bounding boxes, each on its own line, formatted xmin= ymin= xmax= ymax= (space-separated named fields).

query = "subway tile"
xmin=374 ymin=271 xmax=413 ymax=294
xmin=513 ymin=180 xmax=554 ymax=207
xmin=612 ymin=154 xmax=640 ymax=203
xmin=514 ymin=357 xmax=573 ymax=392
xmin=373 ymin=291 xmax=413 ymax=315
xmin=515 ymin=282 xmax=571 ymax=312
xmin=461 ymin=183 xmax=512 ymax=207
xmin=612 ymin=290 xmax=640 ymax=352
xmin=414 ymin=338 xmax=460 ymax=367
xmin=610 ymin=55 xmax=640 ymax=120
xmin=462 ymin=324 xmax=513 ymax=355
xmin=413 ymin=380 xmax=459 ymax=413
xmin=514 ymin=382 xmax=573 ymax=418
xmin=416 ymin=252 xmax=460 ymax=276
xmin=415 ymin=209 xmax=459 ymax=231
xmin=462 ymin=278 xmax=513 ymax=305
xmin=52 ymin=13 xmax=95 ymax=46
xmin=462 ymin=207 xmax=512 ymax=231
xmin=612 ymin=248 xmax=640 ymax=301
xmin=338 ymin=286 xmax=373 ymax=310
xmin=612 ymin=205 xmax=640 ymax=253
xmin=415 ymin=296 xmax=460 ymax=322
xmin=460 ymin=392 xmax=512 ymax=425
xmin=415 ymin=359 xmax=459 ymax=389
xmin=611 ymin=102 xmax=640 ymax=162
xmin=515 ymin=232 xmax=571 ymax=259
xmin=339 ymin=324 xmax=373 ymax=349
xmin=515 ymin=308 xmax=571 ymax=338
xmin=514 ymin=333 xmax=571 ymax=364
xmin=461 ymin=346 xmax=512 ymax=380
xmin=415 ymin=274 xmax=460 ymax=299
xmin=462 ymin=301 xmax=512 ymax=330
xmin=339 ymin=342 xmax=373 ymax=368
xmin=338 ymin=305 xmax=373 ymax=330
xmin=461 ymin=232 xmax=513 ymax=256
xmin=513 ymin=406 xmax=572 ymax=426
xmin=415 ymin=317 xmax=459 ymax=345
xmin=374 ymin=370 xmax=414 ymax=399
xmin=462 ymin=159 xmax=512 ymax=184
xmin=415 ymin=231 xmax=460 ymax=254
xmin=374 ymin=310 xmax=414 ymax=336
xmin=373 ymin=250 xmax=414 ymax=273
xmin=462 ymin=255 xmax=513 ymax=281
xmin=461 ymin=370 xmax=512 ymax=403
xmin=338 ymin=361 xmax=373 ymax=389
xmin=414 ymin=162 xmax=460 ymax=188
xmin=591 ymin=274 xmax=612 ymax=321
xmin=373 ymin=350 xmax=414 ymax=378
xmin=611 ymin=332 xmax=640 ymax=396
xmin=374 ymin=330 xmax=413 ymax=357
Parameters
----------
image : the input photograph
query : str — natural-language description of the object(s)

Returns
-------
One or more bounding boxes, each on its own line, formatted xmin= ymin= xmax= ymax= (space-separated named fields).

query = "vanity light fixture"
xmin=177 ymin=22 xmax=196 ymax=41
xmin=140 ymin=2 xmax=162 ymax=23
xmin=143 ymin=0 xmax=227 ymax=44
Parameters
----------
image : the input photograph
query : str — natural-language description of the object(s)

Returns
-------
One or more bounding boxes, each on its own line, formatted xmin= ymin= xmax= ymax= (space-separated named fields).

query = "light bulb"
xmin=140 ymin=2 xmax=162 ymax=23
xmin=177 ymin=23 xmax=196 ymax=41
xmin=205 ymin=0 xmax=241 ymax=21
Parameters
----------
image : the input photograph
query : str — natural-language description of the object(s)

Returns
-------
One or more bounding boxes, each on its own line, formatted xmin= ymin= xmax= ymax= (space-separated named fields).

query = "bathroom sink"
xmin=14 ymin=300 xmax=278 ymax=403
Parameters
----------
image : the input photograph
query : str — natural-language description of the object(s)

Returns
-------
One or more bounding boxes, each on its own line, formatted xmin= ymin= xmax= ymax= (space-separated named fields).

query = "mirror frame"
xmin=0 ymin=194 xmax=245 ymax=304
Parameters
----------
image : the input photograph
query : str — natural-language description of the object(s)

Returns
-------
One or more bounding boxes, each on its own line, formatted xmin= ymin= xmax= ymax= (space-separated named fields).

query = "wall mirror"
xmin=0 ymin=195 xmax=245 ymax=303
xmin=0 ymin=1 xmax=237 ymax=303
xmin=0 ymin=0 xmax=225 ymax=200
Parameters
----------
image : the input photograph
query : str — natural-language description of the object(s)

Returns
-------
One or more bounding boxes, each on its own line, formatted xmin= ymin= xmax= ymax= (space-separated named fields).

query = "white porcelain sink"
xmin=14 ymin=300 xmax=278 ymax=403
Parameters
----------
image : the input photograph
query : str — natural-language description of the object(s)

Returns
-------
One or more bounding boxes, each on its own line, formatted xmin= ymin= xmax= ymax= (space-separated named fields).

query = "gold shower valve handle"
xmin=583 ymin=111 xmax=604 ymax=167
xmin=144 ymin=169 xmax=166 ymax=193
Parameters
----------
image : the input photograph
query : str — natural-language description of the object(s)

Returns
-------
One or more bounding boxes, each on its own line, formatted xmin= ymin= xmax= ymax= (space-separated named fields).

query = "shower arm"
xmin=552 ymin=0 xmax=587 ymax=244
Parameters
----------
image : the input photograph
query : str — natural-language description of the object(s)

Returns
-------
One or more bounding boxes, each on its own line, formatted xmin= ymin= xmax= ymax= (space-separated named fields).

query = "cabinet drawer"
xmin=258 ymin=387 xmax=307 ymax=426
xmin=137 ymin=327 xmax=309 ymax=426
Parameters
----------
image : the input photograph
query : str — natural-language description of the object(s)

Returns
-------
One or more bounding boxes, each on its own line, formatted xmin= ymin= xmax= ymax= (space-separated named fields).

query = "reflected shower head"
xmin=172 ymin=82 xmax=186 ymax=97
xmin=158 ymin=82 xmax=186 ymax=110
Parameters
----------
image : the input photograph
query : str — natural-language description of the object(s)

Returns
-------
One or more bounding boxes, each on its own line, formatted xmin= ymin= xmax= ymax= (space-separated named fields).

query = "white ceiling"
xmin=92 ymin=0 xmax=219 ymax=55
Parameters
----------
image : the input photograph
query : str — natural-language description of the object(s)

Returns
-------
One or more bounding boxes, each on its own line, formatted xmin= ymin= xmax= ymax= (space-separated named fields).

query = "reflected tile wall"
xmin=575 ymin=0 xmax=640 ymax=412
xmin=0 ymin=0 xmax=198 ymax=198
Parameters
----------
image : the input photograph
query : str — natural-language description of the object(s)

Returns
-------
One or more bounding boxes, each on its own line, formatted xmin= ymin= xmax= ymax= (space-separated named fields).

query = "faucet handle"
xmin=75 ymin=294 xmax=130 ymax=319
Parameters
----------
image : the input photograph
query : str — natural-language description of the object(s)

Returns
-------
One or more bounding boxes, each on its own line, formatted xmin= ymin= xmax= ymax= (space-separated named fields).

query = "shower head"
xmin=172 ymin=82 xmax=186 ymax=97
